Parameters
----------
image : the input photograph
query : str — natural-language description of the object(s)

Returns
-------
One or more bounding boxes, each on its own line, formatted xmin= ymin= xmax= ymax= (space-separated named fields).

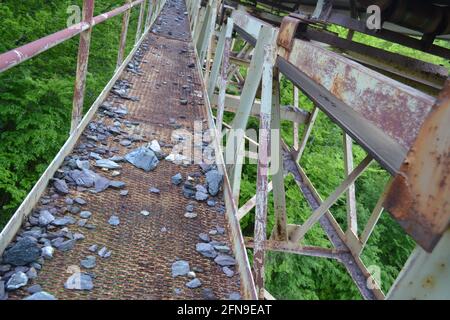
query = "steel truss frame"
xmin=187 ymin=0 xmax=450 ymax=300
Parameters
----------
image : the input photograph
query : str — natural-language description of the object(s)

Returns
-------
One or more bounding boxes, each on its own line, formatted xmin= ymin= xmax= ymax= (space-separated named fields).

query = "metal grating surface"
xmin=7 ymin=0 xmax=242 ymax=300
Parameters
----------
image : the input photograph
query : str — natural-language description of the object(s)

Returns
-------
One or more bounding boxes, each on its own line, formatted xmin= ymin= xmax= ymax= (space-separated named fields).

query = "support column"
xmin=71 ymin=0 xmax=95 ymax=134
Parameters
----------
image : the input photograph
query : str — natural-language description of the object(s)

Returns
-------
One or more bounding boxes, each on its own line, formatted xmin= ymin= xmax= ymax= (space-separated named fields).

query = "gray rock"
xmin=90 ymin=152 xmax=102 ymax=160
xmin=125 ymin=147 xmax=159 ymax=171
xmin=184 ymin=212 xmax=197 ymax=218
xmin=186 ymin=278 xmax=201 ymax=289
xmin=68 ymin=205 xmax=81 ymax=214
xmin=207 ymin=200 xmax=216 ymax=207
xmin=80 ymin=256 xmax=96 ymax=269
xmin=31 ymin=262 xmax=42 ymax=270
xmin=95 ymin=159 xmax=121 ymax=170
xmin=98 ymin=246 xmax=108 ymax=257
xmin=80 ymin=211 xmax=92 ymax=219
xmin=76 ymin=160 xmax=90 ymax=170
xmin=186 ymin=203 xmax=194 ymax=212
xmin=199 ymin=233 xmax=210 ymax=242
xmin=26 ymin=284 xmax=42 ymax=294
xmin=78 ymin=219 xmax=87 ymax=227
xmin=216 ymin=226 xmax=225 ymax=235
xmin=171 ymin=260 xmax=190 ymax=277
xmin=26 ymin=267 xmax=38 ymax=280
xmin=53 ymin=179 xmax=69 ymax=194
xmin=23 ymin=291 xmax=57 ymax=300
xmin=88 ymin=244 xmax=98 ymax=252
xmin=214 ymin=245 xmax=230 ymax=253
xmin=108 ymin=215 xmax=120 ymax=226
xmin=0 ymin=281 xmax=4 ymax=299
xmin=57 ymin=239 xmax=76 ymax=252
xmin=171 ymin=173 xmax=183 ymax=185
xmin=229 ymin=292 xmax=241 ymax=300
xmin=41 ymin=246 xmax=54 ymax=259
xmin=196 ymin=243 xmax=217 ymax=259
xmin=149 ymin=187 xmax=160 ymax=194
xmin=214 ymin=254 xmax=236 ymax=266
xmin=38 ymin=210 xmax=55 ymax=226
xmin=206 ymin=170 xmax=223 ymax=196
xmin=109 ymin=155 xmax=124 ymax=162
xmin=3 ymin=237 xmax=41 ymax=266
xmin=73 ymin=233 xmax=85 ymax=241
xmin=52 ymin=216 xmax=76 ymax=226
xmin=120 ymin=139 xmax=132 ymax=146
xmin=222 ymin=266 xmax=234 ymax=277
xmin=74 ymin=197 xmax=86 ymax=205
xmin=6 ymin=271 xmax=28 ymax=290
xmin=195 ymin=191 xmax=208 ymax=201
xmin=109 ymin=181 xmax=126 ymax=189
xmin=120 ymin=190 xmax=129 ymax=196
xmin=64 ymin=273 xmax=93 ymax=290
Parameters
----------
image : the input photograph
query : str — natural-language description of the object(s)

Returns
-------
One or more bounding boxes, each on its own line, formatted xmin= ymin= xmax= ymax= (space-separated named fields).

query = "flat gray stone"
xmin=229 ymin=292 xmax=241 ymax=300
xmin=125 ymin=147 xmax=159 ymax=171
xmin=214 ymin=254 xmax=237 ymax=266
xmin=108 ymin=215 xmax=120 ymax=226
xmin=222 ymin=266 xmax=234 ymax=278
xmin=57 ymin=239 xmax=76 ymax=252
xmin=80 ymin=211 xmax=92 ymax=219
xmin=6 ymin=271 xmax=28 ymax=290
xmin=64 ymin=273 xmax=93 ymax=290
xmin=149 ymin=187 xmax=160 ymax=194
xmin=53 ymin=179 xmax=69 ymax=194
xmin=80 ymin=256 xmax=96 ymax=269
xmin=23 ymin=291 xmax=57 ymax=300
xmin=186 ymin=278 xmax=202 ymax=289
xmin=199 ymin=233 xmax=210 ymax=242
xmin=41 ymin=246 xmax=54 ymax=260
xmin=109 ymin=181 xmax=126 ymax=189
xmin=88 ymin=244 xmax=98 ymax=252
xmin=95 ymin=159 xmax=121 ymax=169
xmin=120 ymin=190 xmax=129 ymax=196
xmin=38 ymin=210 xmax=55 ymax=226
xmin=52 ymin=216 xmax=76 ymax=226
xmin=171 ymin=173 xmax=183 ymax=185
xmin=172 ymin=260 xmax=190 ymax=277
xmin=206 ymin=170 xmax=223 ymax=196
xmin=27 ymin=284 xmax=43 ymax=294
xmin=196 ymin=243 xmax=217 ymax=259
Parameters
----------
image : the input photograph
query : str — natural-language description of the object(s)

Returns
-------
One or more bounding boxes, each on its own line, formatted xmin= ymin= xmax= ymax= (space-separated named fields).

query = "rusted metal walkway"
xmin=1 ymin=0 xmax=250 ymax=300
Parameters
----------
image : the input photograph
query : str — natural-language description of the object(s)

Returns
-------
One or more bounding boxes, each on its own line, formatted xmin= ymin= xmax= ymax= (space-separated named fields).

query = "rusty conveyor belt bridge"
xmin=0 ymin=0 xmax=449 ymax=300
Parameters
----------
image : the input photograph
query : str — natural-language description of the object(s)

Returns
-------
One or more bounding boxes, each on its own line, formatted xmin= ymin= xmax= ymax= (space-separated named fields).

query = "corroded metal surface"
xmin=385 ymin=81 xmax=450 ymax=252
xmin=6 ymin=0 xmax=242 ymax=300
xmin=0 ymin=0 xmax=145 ymax=73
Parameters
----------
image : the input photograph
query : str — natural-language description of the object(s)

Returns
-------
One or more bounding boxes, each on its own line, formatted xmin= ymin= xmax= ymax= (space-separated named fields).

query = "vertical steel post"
xmin=135 ymin=0 xmax=146 ymax=44
xmin=270 ymin=70 xmax=288 ymax=241
xmin=344 ymin=133 xmax=358 ymax=236
xmin=227 ymin=26 xmax=277 ymax=203
xmin=208 ymin=19 xmax=233 ymax=99
xmin=293 ymin=86 xmax=300 ymax=151
xmin=253 ymin=44 xmax=274 ymax=300
xmin=71 ymin=0 xmax=95 ymax=134
xmin=117 ymin=0 xmax=132 ymax=70
xmin=145 ymin=0 xmax=153 ymax=31
xmin=295 ymin=105 xmax=319 ymax=162
xmin=216 ymin=19 xmax=233 ymax=136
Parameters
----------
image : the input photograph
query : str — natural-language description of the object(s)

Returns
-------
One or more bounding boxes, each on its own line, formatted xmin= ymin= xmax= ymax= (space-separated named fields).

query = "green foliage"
xmin=0 ymin=0 xmax=142 ymax=227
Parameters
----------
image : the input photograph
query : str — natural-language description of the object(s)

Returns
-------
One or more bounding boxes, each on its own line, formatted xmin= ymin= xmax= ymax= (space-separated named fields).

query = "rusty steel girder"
xmin=385 ymin=81 xmax=450 ymax=252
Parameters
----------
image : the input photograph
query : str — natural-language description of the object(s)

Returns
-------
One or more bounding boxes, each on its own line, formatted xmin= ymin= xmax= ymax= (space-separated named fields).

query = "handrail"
xmin=0 ymin=0 xmax=145 ymax=73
